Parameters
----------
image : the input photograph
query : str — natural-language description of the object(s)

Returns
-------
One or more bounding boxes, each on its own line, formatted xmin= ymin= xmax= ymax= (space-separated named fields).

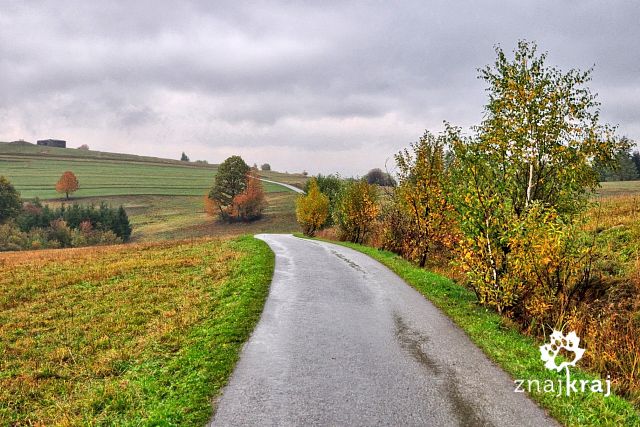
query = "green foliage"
xmin=0 ymin=176 xmax=22 ymax=223
xmin=180 ymin=152 xmax=190 ymax=162
xmin=296 ymin=178 xmax=330 ymax=236
xmin=304 ymin=173 xmax=343 ymax=225
xmin=450 ymin=41 xmax=624 ymax=316
xmin=11 ymin=200 xmax=133 ymax=249
xmin=260 ymin=163 xmax=271 ymax=171
xmin=334 ymin=179 xmax=379 ymax=244
xmin=208 ymin=156 xmax=250 ymax=219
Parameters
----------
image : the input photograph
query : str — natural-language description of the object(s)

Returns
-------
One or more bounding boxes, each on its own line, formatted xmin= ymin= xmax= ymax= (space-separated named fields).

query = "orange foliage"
xmin=55 ymin=171 xmax=79 ymax=199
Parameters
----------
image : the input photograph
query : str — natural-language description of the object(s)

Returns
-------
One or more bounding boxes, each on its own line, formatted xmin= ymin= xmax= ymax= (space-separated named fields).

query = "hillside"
xmin=0 ymin=143 xmax=304 ymax=199
xmin=0 ymin=143 xmax=307 ymax=241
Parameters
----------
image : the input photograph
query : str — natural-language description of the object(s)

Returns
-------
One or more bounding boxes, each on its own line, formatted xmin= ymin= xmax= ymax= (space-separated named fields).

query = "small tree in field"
xmin=260 ymin=163 xmax=271 ymax=171
xmin=230 ymin=173 xmax=267 ymax=221
xmin=55 ymin=171 xmax=79 ymax=200
xmin=296 ymin=178 xmax=329 ymax=236
xmin=334 ymin=179 xmax=379 ymax=244
xmin=0 ymin=176 xmax=22 ymax=223
xmin=180 ymin=152 xmax=190 ymax=162
xmin=208 ymin=155 xmax=250 ymax=221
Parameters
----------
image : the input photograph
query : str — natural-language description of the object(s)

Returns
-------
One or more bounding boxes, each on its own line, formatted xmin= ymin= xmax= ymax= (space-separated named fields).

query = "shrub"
xmin=296 ymin=178 xmax=329 ymax=236
xmin=229 ymin=174 xmax=267 ymax=221
xmin=334 ymin=179 xmax=379 ymax=244
xmin=0 ymin=222 xmax=27 ymax=251
xmin=304 ymin=174 xmax=343 ymax=226
xmin=394 ymin=130 xmax=455 ymax=267
xmin=260 ymin=163 xmax=271 ymax=171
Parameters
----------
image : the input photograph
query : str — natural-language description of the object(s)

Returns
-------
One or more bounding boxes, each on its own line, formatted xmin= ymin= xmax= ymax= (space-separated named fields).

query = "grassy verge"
xmin=304 ymin=236 xmax=640 ymax=426
xmin=0 ymin=235 xmax=274 ymax=425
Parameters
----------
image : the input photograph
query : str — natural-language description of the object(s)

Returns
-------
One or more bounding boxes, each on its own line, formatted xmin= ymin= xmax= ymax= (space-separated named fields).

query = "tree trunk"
xmin=66 ymin=192 xmax=69 ymax=200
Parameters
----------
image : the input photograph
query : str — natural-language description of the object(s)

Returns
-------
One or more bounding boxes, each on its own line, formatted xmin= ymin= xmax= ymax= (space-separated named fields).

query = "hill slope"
xmin=0 ymin=143 xmax=296 ymax=198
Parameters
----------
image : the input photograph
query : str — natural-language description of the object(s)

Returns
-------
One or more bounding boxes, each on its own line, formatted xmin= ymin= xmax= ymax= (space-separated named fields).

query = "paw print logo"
xmin=539 ymin=330 xmax=585 ymax=372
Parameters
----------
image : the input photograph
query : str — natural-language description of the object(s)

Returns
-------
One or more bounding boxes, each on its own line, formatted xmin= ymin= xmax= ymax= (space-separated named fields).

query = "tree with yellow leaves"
xmin=394 ymin=130 xmax=455 ymax=267
xmin=334 ymin=179 xmax=379 ymax=244
xmin=296 ymin=178 xmax=329 ymax=236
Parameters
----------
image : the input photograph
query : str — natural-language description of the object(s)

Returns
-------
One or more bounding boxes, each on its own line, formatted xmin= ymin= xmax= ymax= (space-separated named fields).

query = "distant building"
xmin=37 ymin=139 xmax=66 ymax=148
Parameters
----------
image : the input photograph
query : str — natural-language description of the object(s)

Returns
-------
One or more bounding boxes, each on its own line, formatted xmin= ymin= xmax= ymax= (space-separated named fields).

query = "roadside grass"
xmin=303 ymin=236 xmax=640 ymax=426
xmin=0 ymin=235 xmax=274 ymax=425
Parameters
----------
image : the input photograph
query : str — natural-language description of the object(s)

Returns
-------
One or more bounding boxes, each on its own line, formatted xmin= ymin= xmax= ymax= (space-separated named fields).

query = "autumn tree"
xmin=55 ymin=171 xmax=79 ymax=200
xmin=230 ymin=173 xmax=267 ymax=221
xmin=296 ymin=178 xmax=329 ymax=236
xmin=451 ymin=41 xmax=625 ymax=316
xmin=208 ymin=155 xmax=250 ymax=221
xmin=394 ymin=130 xmax=454 ymax=267
xmin=304 ymin=174 xmax=342 ymax=226
xmin=334 ymin=179 xmax=379 ymax=244
xmin=0 ymin=176 xmax=22 ymax=223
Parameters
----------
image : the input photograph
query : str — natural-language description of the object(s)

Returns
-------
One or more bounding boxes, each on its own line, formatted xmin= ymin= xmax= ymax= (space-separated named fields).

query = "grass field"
xmin=0 ymin=235 xmax=274 ymax=425
xmin=0 ymin=143 xmax=299 ymax=199
xmin=596 ymin=180 xmax=640 ymax=198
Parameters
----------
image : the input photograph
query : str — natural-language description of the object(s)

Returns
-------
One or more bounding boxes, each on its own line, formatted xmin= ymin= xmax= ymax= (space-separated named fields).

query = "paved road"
xmin=259 ymin=178 xmax=305 ymax=194
xmin=211 ymin=234 xmax=556 ymax=426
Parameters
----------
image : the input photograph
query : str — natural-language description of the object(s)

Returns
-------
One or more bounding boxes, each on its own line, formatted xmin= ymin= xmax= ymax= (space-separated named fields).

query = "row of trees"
xmin=0 ymin=176 xmax=132 ymax=251
xmin=298 ymin=41 xmax=628 ymax=332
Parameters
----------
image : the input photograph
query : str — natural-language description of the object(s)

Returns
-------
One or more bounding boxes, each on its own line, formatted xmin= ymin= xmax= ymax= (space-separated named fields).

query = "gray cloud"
xmin=1 ymin=0 xmax=639 ymax=175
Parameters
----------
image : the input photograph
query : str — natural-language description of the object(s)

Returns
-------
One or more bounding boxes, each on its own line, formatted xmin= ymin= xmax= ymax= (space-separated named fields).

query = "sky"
xmin=1 ymin=1 xmax=639 ymax=176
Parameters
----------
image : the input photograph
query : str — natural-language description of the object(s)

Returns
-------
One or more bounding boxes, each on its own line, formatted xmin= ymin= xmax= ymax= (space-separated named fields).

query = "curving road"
xmin=259 ymin=178 xmax=305 ymax=194
xmin=211 ymin=234 xmax=556 ymax=426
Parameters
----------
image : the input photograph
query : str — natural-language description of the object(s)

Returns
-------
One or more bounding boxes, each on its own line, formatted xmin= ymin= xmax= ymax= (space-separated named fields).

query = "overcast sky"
xmin=1 ymin=1 xmax=639 ymax=175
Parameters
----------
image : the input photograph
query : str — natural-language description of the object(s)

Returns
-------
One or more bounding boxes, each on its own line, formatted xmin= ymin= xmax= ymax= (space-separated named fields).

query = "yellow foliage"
xmin=295 ymin=178 xmax=329 ymax=236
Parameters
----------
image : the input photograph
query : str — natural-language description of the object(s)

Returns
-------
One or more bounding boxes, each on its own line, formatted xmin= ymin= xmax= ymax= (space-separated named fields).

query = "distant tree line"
xmin=0 ymin=175 xmax=132 ymax=251
xmin=593 ymin=138 xmax=640 ymax=181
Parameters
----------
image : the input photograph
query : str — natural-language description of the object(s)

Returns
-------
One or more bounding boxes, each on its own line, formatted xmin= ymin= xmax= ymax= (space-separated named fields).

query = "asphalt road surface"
xmin=211 ymin=234 xmax=556 ymax=426
xmin=259 ymin=178 xmax=305 ymax=194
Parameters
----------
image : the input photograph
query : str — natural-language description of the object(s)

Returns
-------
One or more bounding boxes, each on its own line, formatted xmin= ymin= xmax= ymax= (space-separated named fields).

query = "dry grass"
xmin=0 ymin=236 xmax=274 ymax=425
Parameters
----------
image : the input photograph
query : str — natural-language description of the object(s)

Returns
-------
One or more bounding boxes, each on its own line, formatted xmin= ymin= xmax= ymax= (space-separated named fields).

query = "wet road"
xmin=211 ymin=234 xmax=556 ymax=426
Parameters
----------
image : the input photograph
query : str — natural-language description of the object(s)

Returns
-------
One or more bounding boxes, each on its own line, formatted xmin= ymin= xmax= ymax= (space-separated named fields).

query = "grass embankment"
xmin=309 ymin=237 xmax=640 ymax=426
xmin=0 ymin=236 xmax=274 ymax=425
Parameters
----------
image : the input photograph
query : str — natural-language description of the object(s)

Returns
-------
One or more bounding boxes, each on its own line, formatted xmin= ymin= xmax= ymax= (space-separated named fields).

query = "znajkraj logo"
xmin=514 ymin=329 xmax=611 ymax=397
